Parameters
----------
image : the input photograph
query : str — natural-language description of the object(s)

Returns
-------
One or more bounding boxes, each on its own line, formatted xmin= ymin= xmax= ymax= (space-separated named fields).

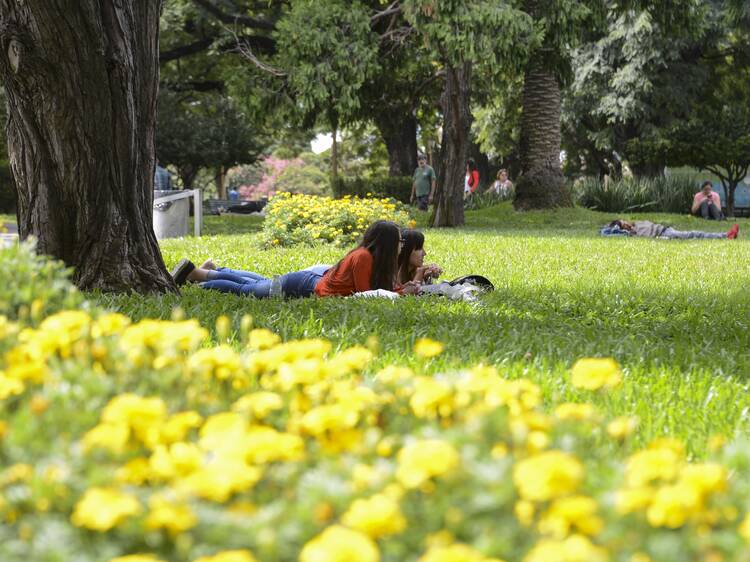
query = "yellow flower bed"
xmin=263 ymin=192 xmax=412 ymax=247
xmin=2 ymin=310 xmax=750 ymax=562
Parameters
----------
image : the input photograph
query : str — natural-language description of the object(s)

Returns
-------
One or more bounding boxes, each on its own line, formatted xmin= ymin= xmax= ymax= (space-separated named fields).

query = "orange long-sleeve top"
xmin=315 ymin=247 xmax=373 ymax=297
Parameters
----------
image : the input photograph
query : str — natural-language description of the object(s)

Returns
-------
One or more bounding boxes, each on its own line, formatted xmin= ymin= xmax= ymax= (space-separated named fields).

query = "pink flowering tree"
xmin=238 ymin=156 xmax=303 ymax=200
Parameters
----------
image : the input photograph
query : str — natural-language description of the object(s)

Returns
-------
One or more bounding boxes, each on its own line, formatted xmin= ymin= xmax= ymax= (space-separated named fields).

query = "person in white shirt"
xmin=491 ymin=168 xmax=514 ymax=198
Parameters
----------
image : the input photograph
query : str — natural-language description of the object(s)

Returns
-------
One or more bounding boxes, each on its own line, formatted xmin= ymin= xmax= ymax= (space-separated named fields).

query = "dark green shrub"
xmin=573 ymin=175 xmax=697 ymax=213
xmin=332 ymin=175 xmax=412 ymax=203
xmin=0 ymin=158 xmax=16 ymax=213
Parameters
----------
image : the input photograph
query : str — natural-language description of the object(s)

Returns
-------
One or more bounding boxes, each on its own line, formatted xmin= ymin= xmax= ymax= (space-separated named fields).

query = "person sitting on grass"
xmin=397 ymin=229 xmax=443 ymax=285
xmin=170 ymin=221 xmax=421 ymax=298
xmin=601 ymin=219 xmax=739 ymax=240
xmin=691 ymin=181 xmax=723 ymax=220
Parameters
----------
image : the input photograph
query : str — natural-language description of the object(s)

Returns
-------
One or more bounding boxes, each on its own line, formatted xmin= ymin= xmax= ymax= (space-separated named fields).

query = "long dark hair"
xmin=330 ymin=220 xmax=401 ymax=291
xmin=397 ymin=229 xmax=424 ymax=284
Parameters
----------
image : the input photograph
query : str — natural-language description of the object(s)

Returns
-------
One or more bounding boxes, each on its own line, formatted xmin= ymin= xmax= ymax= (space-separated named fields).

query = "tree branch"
xmin=192 ymin=0 xmax=276 ymax=30
xmin=160 ymin=35 xmax=218 ymax=62
xmin=162 ymin=80 xmax=226 ymax=93
xmin=371 ymin=2 xmax=401 ymax=24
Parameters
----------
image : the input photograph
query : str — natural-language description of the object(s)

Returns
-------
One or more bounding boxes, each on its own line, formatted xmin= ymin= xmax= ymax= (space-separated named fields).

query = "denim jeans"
xmin=661 ymin=227 xmax=726 ymax=239
xmin=697 ymin=199 xmax=723 ymax=220
xmin=200 ymin=268 xmax=323 ymax=298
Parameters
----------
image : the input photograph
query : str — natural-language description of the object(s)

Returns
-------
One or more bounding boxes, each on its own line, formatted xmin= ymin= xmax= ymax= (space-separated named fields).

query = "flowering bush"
xmin=263 ymin=192 xmax=413 ymax=247
xmin=4 ymin=247 xmax=750 ymax=562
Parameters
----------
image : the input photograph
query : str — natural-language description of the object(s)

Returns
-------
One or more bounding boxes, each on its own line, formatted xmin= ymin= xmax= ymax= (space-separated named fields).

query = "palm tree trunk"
xmin=514 ymin=52 xmax=571 ymax=210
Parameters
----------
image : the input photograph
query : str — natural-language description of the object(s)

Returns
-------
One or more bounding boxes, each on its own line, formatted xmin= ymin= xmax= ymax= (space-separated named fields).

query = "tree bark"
xmin=215 ymin=165 xmax=227 ymax=199
xmin=514 ymin=52 xmax=571 ymax=210
xmin=0 ymin=1 xmax=175 ymax=292
xmin=331 ymin=122 xmax=339 ymax=184
xmin=374 ymin=111 xmax=418 ymax=177
xmin=432 ymin=61 xmax=472 ymax=227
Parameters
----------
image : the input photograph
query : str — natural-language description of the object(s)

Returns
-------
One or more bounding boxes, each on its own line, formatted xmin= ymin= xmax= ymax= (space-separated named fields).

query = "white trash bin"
xmin=153 ymin=190 xmax=190 ymax=239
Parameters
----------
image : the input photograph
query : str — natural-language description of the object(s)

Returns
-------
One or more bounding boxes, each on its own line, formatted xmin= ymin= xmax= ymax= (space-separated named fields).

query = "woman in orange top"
xmin=315 ymin=220 xmax=404 ymax=296
xmin=173 ymin=221 xmax=414 ymax=298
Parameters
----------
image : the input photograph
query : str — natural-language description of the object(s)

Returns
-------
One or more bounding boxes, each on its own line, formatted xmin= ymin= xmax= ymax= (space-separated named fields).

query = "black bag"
xmin=447 ymin=275 xmax=494 ymax=291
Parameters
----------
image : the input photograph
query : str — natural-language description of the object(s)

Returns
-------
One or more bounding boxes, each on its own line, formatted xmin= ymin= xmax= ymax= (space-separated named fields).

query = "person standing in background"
xmin=411 ymin=153 xmax=437 ymax=211
xmin=154 ymin=159 xmax=174 ymax=191
xmin=464 ymin=158 xmax=479 ymax=199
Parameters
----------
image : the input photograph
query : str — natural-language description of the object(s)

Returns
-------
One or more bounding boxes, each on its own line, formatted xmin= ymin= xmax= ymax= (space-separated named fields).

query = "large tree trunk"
xmin=514 ymin=52 xmax=571 ymax=210
xmin=432 ymin=61 xmax=472 ymax=227
xmin=0 ymin=1 xmax=175 ymax=292
xmin=374 ymin=111 xmax=418 ymax=177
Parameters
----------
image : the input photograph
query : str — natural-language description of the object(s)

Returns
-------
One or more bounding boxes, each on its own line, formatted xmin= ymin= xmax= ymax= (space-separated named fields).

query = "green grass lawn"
xmin=93 ymin=203 xmax=750 ymax=455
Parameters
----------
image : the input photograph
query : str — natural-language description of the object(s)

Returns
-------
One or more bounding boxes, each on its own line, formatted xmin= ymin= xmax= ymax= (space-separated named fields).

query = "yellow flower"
xmin=145 ymin=494 xmax=197 ymax=534
xmin=554 ymin=403 xmax=598 ymax=422
xmin=646 ymin=482 xmax=701 ymax=528
xmin=101 ymin=393 xmax=167 ymax=446
xmin=513 ymin=451 xmax=584 ymax=502
xmin=538 ymin=496 xmax=603 ymax=538
xmin=71 ymin=487 xmax=141 ymax=531
xmin=607 ymin=416 xmax=638 ymax=440
xmin=149 ymin=442 xmax=202 ymax=480
xmin=188 ymin=345 xmax=243 ymax=381
xmin=396 ymin=439 xmax=459 ymax=488
xmin=248 ymin=328 xmax=281 ymax=350
xmin=160 ymin=411 xmax=203 ymax=444
xmin=232 ymin=392 xmax=284 ymax=418
xmin=570 ymin=358 xmax=622 ymax=390
xmin=109 ymin=554 xmax=164 ymax=562
xmin=82 ymin=422 xmax=130 ymax=454
xmin=92 ymin=313 xmax=131 ymax=338
xmin=522 ymin=534 xmax=608 ymax=562
xmin=410 ymin=377 xmax=453 ymax=419
xmin=300 ymin=525 xmax=379 ymax=562
xmin=515 ymin=500 xmax=535 ymax=527
xmin=680 ymin=463 xmax=727 ymax=495
xmin=0 ymin=372 xmax=25 ymax=400
xmin=193 ymin=551 xmax=259 ymax=562
xmin=614 ymin=487 xmax=654 ymax=515
xmin=419 ymin=543 xmax=504 ymax=562
xmin=341 ymin=493 xmax=407 ymax=538
xmin=301 ymin=404 xmax=359 ymax=435
xmin=414 ymin=338 xmax=444 ymax=358
xmin=738 ymin=512 xmax=750 ymax=543
xmin=625 ymin=446 xmax=683 ymax=488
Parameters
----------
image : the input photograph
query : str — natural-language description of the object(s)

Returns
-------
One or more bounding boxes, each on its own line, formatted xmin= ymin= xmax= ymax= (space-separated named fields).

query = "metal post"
xmin=193 ymin=189 xmax=202 ymax=237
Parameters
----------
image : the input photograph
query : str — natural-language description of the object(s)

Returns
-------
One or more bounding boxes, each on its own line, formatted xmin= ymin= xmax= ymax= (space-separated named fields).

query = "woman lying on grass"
xmin=397 ymin=229 xmax=443 ymax=285
xmin=171 ymin=221 xmax=421 ymax=298
xmin=602 ymin=219 xmax=739 ymax=240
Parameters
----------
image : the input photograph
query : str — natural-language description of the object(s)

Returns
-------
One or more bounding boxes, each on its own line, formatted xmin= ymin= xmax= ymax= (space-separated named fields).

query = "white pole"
xmin=193 ymin=189 xmax=202 ymax=237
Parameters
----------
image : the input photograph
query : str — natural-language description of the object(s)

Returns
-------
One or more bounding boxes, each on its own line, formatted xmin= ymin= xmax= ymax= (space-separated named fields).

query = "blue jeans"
xmin=697 ymin=200 xmax=723 ymax=220
xmin=661 ymin=227 xmax=726 ymax=239
xmin=200 ymin=268 xmax=323 ymax=298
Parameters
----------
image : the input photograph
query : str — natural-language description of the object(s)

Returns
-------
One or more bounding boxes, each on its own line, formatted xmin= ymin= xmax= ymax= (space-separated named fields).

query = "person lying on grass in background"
xmin=397 ymin=229 xmax=443 ymax=286
xmin=170 ymin=220 xmax=421 ymax=298
xmin=601 ymin=219 xmax=739 ymax=240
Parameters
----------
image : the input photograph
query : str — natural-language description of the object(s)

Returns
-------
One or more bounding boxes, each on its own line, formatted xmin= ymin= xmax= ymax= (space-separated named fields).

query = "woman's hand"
xmin=422 ymin=264 xmax=442 ymax=282
xmin=401 ymin=280 xmax=421 ymax=295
